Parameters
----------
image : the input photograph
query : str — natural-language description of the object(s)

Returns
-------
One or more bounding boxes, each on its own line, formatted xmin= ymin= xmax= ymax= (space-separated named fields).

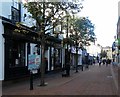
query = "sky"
xmin=78 ymin=0 xmax=119 ymax=47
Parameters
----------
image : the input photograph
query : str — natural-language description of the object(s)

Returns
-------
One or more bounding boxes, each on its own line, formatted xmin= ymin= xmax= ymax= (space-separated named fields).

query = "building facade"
xmin=116 ymin=1 xmax=120 ymax=65
xmin=102 ymin=46 xmax=113 ymax=60
xmin=0 ymin=1 xmax=64 ymax=81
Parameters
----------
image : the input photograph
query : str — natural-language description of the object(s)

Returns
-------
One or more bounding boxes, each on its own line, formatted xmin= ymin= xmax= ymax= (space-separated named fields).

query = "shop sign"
xmin=115 ymin=38 xmax=120 ymax=46
xmin=118 ymin=38 xmax=120 ymax=46
xmin=28 ymin=55 xmax=40 ymax=71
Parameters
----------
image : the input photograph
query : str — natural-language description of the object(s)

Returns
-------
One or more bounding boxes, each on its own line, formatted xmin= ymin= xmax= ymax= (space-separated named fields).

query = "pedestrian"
xmin=93 ymin=59 xmax=95 ymax=65
xmin=103 ymin=59 xmax=106 ymax=65
xmin=65 ymin=62 xmax=70 ymax=76
xmin=97 ymin=56 xmax=99 ymax=64
xmin=108 ymin=59 xmax=111 ymax=64
xmin=112 ymin=59 xmax=116 ymax=67
xmin=99 ymin=58 xmax=102 ymax=66
xmin=62 ymin=51 xmax=70 ymax=77
xmin=106 ymin=58 xmax=110 ymax=66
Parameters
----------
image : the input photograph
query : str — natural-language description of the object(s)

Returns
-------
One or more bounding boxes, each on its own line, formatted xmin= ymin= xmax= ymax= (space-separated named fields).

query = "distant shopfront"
xmin=71 ymin=46 xmax=82 ymax=67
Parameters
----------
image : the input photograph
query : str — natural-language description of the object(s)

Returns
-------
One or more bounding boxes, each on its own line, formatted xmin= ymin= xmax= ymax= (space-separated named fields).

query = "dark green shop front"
xmin=2 ymin=19 xmax=61 ymax=80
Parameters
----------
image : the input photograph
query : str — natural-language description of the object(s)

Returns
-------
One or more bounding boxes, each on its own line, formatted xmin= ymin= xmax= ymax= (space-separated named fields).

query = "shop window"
xmin=9 ymin=41 xmax=25 ymax=68
xmin=55 ymin=49 xmax=61 ymax=66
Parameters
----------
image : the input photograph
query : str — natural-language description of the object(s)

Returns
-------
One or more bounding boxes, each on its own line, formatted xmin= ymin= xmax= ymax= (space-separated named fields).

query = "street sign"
xmin=28 ymin=54 xmax=40 ymax=71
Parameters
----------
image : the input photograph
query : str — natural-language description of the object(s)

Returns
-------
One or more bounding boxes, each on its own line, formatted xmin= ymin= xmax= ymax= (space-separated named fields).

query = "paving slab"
xmin=2 ymin=64 xmax=118 ymax=96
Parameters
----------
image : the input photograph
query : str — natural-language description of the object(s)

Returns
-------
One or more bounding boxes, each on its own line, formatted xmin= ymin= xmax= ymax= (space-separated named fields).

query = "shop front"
xmin=47 ymin=37 xmax=62 ymax=71
xmin=71 ymin=46 xmax=82 ymax=68
xmin=2 ymin=20 xmax=37 ymax=80
xmin=2 ymin=19 xmax=62 ymax=80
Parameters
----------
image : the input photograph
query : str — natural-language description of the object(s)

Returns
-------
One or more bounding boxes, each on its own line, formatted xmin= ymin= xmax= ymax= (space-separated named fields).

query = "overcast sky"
xmin=78 ymin=0 xmax=119 ymax=47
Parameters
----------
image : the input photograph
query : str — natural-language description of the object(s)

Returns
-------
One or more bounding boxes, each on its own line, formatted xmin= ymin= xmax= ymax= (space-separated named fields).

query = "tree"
xmin=50 ymin=0 xmax=84 ymax=75
xmin=69 ymin=17 xmax=95 ymax=72
xmin=24 ymin=2 xmax=67 ymax=86
xmin=73 ymin=17 xmax=95 ymax=46
xmin=22 ymin=0 xmax=84 ymax=85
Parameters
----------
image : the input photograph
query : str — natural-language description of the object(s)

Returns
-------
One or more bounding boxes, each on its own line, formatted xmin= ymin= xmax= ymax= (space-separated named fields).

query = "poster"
xmin=28 ymin=54 xmax=40 ymax=70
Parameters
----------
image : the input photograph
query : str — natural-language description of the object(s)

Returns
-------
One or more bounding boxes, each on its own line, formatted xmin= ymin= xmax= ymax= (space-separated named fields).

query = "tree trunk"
xmin=40 ymin=1 xmax=46 ymax=86
xmin=75 ymin=45 xmax=78 ymax=73
xmin=40 ymin=42 xmax=46 ymax=86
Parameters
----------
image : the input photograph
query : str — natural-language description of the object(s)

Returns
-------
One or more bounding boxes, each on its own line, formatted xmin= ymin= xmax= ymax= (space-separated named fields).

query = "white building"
xmin=86 ymin=42 xmax=102 ymax=57
xmin=0 ymin=0 xmax=21 ymax=80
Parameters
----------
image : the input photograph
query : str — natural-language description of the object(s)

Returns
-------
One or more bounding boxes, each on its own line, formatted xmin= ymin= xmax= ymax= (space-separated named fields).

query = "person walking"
xmin=62 ymin=50 xmax=70 ymax=77
xmin=99 ymin=58 xmax=102 ymax=66
xmin=106 ymin=58 xmax=111 ymax=66
xmin=103 ymin=59 xmax=106 ymax=65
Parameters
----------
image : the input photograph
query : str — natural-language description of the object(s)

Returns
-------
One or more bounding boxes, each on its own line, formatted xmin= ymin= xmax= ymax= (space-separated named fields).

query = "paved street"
xmin=2 ymin=64 xmax=118 ymax=96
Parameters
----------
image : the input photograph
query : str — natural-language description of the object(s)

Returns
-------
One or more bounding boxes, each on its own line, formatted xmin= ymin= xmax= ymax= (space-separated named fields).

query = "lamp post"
xmin=75 ymin=41 xmax=79 ymax=73
xmin=61 ymin=13 xmax=70 ymax=77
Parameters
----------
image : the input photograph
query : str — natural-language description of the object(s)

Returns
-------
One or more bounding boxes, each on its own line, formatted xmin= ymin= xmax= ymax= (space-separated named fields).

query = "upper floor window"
xmin=11 ymin=6 xmax=20 ymax=23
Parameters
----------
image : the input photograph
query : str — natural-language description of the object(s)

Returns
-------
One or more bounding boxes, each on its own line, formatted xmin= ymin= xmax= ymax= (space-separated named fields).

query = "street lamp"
xmin=75 ymin=41 xmax=79 ymax=73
